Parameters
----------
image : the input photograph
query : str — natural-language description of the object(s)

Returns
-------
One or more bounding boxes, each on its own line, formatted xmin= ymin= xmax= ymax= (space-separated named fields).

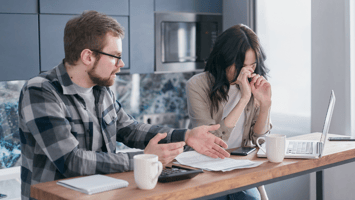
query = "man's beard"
xmin=88 ymin=60 xmax=116 ymax=87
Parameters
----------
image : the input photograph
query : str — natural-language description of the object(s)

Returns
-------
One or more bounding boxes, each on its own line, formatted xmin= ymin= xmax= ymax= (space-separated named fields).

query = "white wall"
xmin=311 ymin=0 xmax=355 ymax=199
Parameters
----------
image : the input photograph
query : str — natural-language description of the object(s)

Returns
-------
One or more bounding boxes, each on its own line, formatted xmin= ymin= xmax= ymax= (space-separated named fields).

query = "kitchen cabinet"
xmin=155 ymin=0 xmax=222 ymax=14
xmin=39 ymin=15 xmax=73 ymax=72
xmin=129 ymin=0 xmax=154 ymax=74
xmin=0 ymin=0 xmax=229 ymax=81
xmin=0 ymin=14 xmax=39 ymax=81
xmin=39 ymin=0 xmax=129 ymax=16
xmin=129 ymin=0 xmax=222 ymax=74
xmin=223 ymin=0 xmax=249 ymax=31
xmin=40 ymin=14 xmax=129 ymax=72
xmin=0 ymin=0 xmax=37 ymax=14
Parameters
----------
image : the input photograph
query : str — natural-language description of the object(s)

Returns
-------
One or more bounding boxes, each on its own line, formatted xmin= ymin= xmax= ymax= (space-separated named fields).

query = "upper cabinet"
xmin=40 ymin=15 xmax=129 ymax=72
xmin=39 ymin=0 xmax=129 ymax=15
xmin=0 ymin=0 xmax=230 ymax=81
xmin=39 ymin=15 xmax=73 ymax=72
xmin=223 ymin=0 xmax=249 ymax=31
xmin=38 ymin=0 xmax=130 ymax=72
xmin=0 ymin=0 xmax=39 ymax=82
xmin=129 ymin=0 xmax=154 ymax=74
xmin=0 ymin=14 xmax=39 ymax=81
xmin=130 ymin=0 xmax=222 ymax=74
xmin=155 ymin=0 xmax=222 ymax=13
xmin=0 ymin=0 xmax=38 ymax=14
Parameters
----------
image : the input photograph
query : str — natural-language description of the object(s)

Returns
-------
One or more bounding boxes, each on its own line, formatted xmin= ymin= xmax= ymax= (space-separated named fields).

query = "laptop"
xmin=257 ymin=90 xmax=336 ymax=159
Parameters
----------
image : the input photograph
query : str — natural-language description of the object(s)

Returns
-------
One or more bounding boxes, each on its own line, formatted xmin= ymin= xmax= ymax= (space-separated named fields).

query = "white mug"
xmin=256 ymin=134 xmax=286 ymax=163
xmin=134 ymin=154 xmax=163 ymax=190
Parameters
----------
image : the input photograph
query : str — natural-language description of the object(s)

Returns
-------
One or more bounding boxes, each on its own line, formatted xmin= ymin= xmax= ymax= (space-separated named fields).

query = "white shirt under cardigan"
xmin=222 ymin=85 xmax=245 ymax=149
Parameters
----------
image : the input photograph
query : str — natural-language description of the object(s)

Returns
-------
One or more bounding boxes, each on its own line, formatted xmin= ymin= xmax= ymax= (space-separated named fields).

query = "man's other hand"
xmin=144 ymin=133 xmax=185 ymax=165
xmin=185 ymin=124 xmax=230 ymax=159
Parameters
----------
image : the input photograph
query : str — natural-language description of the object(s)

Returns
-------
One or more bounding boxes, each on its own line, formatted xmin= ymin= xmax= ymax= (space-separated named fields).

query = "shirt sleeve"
xmin=114 ymin=100 xmax=187 ymax=148
xmin=20 ymin=83 xmax=139 ymax=177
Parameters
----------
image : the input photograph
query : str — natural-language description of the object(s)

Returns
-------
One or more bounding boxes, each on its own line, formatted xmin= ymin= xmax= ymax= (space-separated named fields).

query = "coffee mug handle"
xmin=256 ymin=137 xmax=266 ymax=154
xmin=151 ymin=161 xmax=163 ymax=182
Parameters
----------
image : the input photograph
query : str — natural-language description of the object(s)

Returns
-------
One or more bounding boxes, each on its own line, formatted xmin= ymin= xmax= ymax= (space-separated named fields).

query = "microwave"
xmin=155 ymin=12 xmax=222 ymax=73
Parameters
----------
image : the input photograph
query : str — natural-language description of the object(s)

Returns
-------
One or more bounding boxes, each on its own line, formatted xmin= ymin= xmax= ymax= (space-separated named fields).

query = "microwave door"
xmin=155 ymin=12 xmax=222 ymax=72
xmin=162 ymin=22 xmax=197 ymax=63
xmin=197 ymin=22 xmax=218 ymax=62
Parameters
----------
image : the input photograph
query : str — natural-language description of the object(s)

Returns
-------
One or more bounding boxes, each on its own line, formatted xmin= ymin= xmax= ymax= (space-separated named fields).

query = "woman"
xmin=186 ymin=24 xmax=272 ymax=200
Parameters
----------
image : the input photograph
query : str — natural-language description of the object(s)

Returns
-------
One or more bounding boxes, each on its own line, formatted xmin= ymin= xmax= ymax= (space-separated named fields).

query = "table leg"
xmin=316 ymin=170 xmax=323 ymax=200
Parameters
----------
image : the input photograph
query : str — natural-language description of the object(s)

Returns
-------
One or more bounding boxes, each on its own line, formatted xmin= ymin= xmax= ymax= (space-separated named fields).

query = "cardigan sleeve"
xmin=248 ymin=101 xmax=272 ymax=145
xmin=186 ymin=74 xmax=234 ymax=141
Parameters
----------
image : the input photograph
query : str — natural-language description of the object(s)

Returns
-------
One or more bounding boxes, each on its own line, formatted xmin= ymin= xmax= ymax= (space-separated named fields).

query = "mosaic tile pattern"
xmin=0 ymin=73 xmax=195 ymax=169
xmin=0 ymin=81 xmax=25 ymax=169
xmin=113 ymin=73 xmax=194 ymax=122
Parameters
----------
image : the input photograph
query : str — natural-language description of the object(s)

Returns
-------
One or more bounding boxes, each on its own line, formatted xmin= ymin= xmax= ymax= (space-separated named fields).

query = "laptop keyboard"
xmin=287 ymin=141 xmax=313 ymax=154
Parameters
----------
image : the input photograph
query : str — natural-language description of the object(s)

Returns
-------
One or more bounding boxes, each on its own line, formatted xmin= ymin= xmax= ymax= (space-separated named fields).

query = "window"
xmin=351 ymin=0 xmax=355 ymax=136
xmin=257 ymin=0 xmax=311 ymax=136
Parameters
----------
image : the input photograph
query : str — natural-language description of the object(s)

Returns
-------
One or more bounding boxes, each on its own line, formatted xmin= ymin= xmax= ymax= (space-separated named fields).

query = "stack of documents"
xmin=175 ymin=151 xmax=263 ymax=172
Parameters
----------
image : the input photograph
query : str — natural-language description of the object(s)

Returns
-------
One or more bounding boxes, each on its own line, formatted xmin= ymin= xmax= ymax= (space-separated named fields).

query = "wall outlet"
xmin=143 ymin=113 xmax=176 ymax=125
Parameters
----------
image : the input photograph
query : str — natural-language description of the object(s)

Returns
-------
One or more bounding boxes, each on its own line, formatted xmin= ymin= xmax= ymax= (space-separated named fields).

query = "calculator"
xmin=158 ymin=165 xmax=203 ymax=183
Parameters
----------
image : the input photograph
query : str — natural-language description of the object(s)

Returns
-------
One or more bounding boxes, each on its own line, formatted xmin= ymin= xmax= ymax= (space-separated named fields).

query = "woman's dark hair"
xmin=204 ymin=24 xmax=269 ymax=113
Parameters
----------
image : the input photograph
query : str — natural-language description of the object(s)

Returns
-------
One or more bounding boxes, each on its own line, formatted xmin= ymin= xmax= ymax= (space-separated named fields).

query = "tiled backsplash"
xmin=0 ymin=72 xmax=195 ymax=169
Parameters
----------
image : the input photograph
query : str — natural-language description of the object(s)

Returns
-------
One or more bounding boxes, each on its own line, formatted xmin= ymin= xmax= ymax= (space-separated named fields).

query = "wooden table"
xmin=31 ymin=133 xmax=355 ymax=200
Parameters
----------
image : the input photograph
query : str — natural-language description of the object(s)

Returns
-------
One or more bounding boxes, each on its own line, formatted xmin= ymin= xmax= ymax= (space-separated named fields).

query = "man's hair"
xmin=64 ymin=10 xmax=124 ymax=65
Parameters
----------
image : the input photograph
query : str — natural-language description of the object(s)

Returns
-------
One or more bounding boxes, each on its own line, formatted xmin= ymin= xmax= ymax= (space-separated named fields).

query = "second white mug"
xmin=134 ymin=154 xmax=163 ymax=190
xmin=256 ymin=134 xmax=286 ymax=163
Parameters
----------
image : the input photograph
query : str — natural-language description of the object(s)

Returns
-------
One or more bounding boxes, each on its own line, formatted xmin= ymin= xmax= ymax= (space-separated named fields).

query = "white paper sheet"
xmin=175 ymin=151 xmax=263 ymax=172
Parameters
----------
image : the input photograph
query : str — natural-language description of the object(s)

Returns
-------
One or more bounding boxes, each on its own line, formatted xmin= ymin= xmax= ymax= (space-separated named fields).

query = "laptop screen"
xmin=319 ymin=90 xmax=336 ymax=155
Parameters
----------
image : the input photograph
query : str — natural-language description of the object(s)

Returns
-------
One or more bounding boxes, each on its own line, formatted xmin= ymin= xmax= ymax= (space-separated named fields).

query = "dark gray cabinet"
xmin=223 ymin=0 xmax=249 ymax=31
xmin=0 ymin=0 xmax=227 ymax=81
xmin=40 ymin=15 xmax=129 ymax=72
xmin=129 ymin=0 xmax=222 ymax=74
xmin=39 ymin=15 xmax=73 ymax=71
xmin=0 ymin=0 xmax=37 ymax=14
xmin=129 ymin=0 xmax=154 ymax=74
xmin=39 ymin=0 xmax=129 ymax=16
xmin=155 ymin=0 xmax=222 ymax=13
xmin=0 ymin=14 xmax=39 ymax=81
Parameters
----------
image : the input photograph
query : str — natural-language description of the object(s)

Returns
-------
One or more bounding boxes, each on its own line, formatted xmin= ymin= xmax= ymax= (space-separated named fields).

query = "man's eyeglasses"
xmin=91 ymin=50 xmax=122 ymax=65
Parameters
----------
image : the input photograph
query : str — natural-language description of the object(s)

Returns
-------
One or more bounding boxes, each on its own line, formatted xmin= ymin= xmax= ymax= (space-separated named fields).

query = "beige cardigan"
xmin=186 ymin=72 xmax=271 ymax=200
xmin=186 ymin=72 xmax=272 ymax=147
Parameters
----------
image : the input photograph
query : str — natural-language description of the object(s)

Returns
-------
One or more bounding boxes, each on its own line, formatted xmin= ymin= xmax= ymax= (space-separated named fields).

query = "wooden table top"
xmin=31 ymin=133 xmax=355 ymax=200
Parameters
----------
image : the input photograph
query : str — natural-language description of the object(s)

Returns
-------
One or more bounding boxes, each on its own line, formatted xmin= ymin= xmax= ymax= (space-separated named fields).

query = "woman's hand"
xmin=231 ymin=67 xmax=255 ymax=101
xmin=250 ymin=75 xmax=272 ymax=108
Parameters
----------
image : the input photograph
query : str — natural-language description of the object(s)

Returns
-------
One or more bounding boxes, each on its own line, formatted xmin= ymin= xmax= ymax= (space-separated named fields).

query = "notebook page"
xmin=57 ymin=174 xmax=128 ymax=195
xmin=175 ymin=151 xmax=263 ymax=171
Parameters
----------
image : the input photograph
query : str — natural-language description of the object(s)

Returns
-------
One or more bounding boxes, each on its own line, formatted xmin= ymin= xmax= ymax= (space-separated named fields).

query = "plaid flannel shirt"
xmin=19 ymin=61 xmax=186 ymax=200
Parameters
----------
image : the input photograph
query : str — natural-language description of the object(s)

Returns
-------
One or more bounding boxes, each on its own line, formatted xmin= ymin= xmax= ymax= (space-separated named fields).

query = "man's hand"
xmin=185 ymin=124 xmax=230 ymax=159
xmin=144 ymin=133 xmax=185 ymax=165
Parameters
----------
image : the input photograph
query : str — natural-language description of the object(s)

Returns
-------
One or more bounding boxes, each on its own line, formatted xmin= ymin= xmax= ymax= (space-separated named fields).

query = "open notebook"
xmin=57 ymin=174 xmax=129 ymax=195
